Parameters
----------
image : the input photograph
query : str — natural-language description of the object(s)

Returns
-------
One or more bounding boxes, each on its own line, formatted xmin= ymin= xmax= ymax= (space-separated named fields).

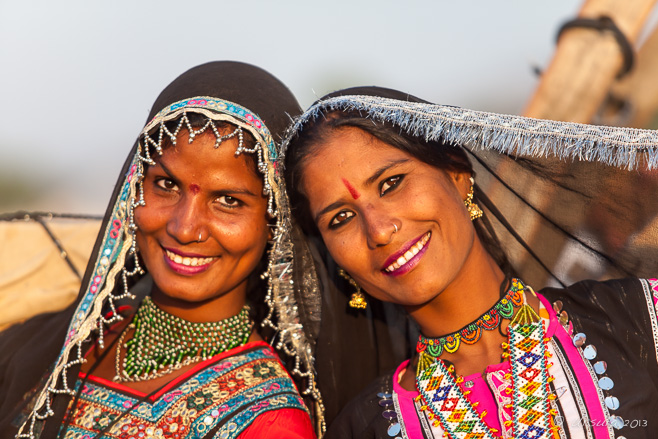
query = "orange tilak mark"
xmin=189 ymin=184 xmax=200 ymax=194
xmin=341 ymin=178 xmax=360 ymax=199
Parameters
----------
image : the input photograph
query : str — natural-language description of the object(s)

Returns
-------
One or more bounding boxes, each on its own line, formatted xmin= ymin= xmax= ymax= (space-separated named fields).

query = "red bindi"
xmin=341 ymin=178 xmax=360 ymax=200
xmin=189 ymin=184 xmax=200 ymax=195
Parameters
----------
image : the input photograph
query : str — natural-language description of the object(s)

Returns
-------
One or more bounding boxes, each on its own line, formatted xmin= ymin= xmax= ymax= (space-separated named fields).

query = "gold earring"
xmin=339 ymin=268 xmax=367 ymax=309
xmin=464 ymin=178 xmax=483 ymax=221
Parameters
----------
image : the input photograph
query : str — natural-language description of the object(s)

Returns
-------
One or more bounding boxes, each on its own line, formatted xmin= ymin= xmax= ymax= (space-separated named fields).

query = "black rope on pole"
xmin=556 ymin=15 xmax=635 ymax=79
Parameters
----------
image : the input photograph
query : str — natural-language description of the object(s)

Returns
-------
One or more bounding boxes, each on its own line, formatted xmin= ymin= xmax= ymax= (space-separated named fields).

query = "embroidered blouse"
xmin=325 ymin=278 xmax=658 ymax=439
xmin=59 ymin=341 xmax=315 ymax=439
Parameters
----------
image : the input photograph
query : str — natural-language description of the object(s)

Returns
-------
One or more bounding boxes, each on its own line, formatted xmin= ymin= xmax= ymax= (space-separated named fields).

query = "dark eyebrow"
xmin=155 ymin=161 xmax=258 ymax=197
xmin=313 ymin=158 xmax=411 ymax=224
xmin=218 ymin=188 xmax=258 ymax=197
xmin=314 ymin=200 xmax=345 ymax=224
xmin=365 ymin=159 xmax=410 ymax=186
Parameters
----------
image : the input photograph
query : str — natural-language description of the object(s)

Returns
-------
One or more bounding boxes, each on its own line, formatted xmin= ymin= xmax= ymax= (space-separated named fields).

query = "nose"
xmin=361 ymin=205 xmax=399 ymax=249
xmin=166 ymin=195 xmax=207 ymax=244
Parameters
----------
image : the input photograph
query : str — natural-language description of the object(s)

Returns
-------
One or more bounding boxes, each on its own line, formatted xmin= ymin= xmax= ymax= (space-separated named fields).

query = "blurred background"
xmin=0 ymin=0 xmax=588 ymax=214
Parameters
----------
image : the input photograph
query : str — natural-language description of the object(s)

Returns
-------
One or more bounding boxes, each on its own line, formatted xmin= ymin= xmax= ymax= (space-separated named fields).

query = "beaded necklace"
xmin=415 ymin=280 xmax=560 ymax=439
xmin=416 ymin=278 xmax=524 ymax=369
xmin=114 ymin=297 xmax=253 ymax=382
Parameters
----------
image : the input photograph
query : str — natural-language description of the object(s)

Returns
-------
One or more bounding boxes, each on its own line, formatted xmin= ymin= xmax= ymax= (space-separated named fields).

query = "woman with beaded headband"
xmin=0 ymin=61 xmax=323 ymax=438
xmin=283 ymin=86 xmax=658 ymax=438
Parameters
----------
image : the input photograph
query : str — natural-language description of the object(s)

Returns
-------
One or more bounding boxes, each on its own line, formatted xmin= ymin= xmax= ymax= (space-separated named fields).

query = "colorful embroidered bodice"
xmin=387 ymin=282 xmax=658 ymax=439
xmin=59 ymin=341 xmax=308 ymax=439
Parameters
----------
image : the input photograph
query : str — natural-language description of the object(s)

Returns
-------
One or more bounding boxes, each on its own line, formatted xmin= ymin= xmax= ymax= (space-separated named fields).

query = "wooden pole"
xmin=598 ymin=24 xmax=658 ymax=128
xmin=487 ymin=1 xmax=657 ymax=286
xmin=524 ymin=0 xmax=657 ymax=123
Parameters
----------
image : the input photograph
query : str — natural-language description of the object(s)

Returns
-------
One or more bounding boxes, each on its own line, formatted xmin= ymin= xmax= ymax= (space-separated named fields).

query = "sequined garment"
xmin=60 ymin=342 xmax=308 ymax=439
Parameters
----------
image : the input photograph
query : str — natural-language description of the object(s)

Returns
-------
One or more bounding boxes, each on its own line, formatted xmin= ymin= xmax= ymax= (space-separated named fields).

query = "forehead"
xmin=303 ymin=127 xmax=408 ymax=175
xmin=154 ymin=130 xmax=264 ymax=189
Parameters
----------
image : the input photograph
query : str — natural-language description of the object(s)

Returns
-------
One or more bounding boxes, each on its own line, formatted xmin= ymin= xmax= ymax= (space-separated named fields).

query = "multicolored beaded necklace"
xmin=416 ymin=278 xmax=524 ymax=368
xmin=114 ymin=297 xmax=253 ymax=382
xmin=414 ymin=279 xmax=559 ymax=439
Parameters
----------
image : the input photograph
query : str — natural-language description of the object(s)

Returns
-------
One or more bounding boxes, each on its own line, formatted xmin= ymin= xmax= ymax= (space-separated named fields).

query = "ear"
xmin=446 ymin=169 xmax=473 ymax=200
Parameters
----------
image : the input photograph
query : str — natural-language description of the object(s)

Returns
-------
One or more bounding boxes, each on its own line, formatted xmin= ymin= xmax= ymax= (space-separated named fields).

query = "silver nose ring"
xmin=393 ymin=224 xmax=398 ymax=233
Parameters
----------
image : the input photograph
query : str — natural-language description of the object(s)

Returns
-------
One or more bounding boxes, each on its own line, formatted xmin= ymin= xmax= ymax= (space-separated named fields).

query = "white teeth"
xmin=165 ymin=249 xmax=213 ymax=267
xmin=384 ymin=232 xmax=431 ymax=273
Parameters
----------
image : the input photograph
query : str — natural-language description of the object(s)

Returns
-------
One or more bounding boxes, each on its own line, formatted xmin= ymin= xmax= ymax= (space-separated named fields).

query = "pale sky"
xmin=1 ymin=1 xmax=584 ymax=213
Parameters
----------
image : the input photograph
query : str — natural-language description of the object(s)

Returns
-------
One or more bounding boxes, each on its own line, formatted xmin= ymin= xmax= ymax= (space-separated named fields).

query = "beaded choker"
xmin=416 ymin=278 xmax=524 ymax=364
xmin=114 ymin=297 xmax=253 ymax=382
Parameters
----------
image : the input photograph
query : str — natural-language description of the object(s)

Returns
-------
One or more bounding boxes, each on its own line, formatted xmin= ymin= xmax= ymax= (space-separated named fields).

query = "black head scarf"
xmin=0 ymin=61 xmax=329 ymax=438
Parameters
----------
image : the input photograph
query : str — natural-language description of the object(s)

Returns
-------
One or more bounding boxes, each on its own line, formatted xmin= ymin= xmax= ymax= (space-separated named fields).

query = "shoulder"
xmin=539 ymin=277 xmax=657 ymax=323
xmin=539 ymin=277 xmax=656 ymax=328
xmin=539 ymin=277 xmax=658 ymax=372
xmin=209 ymin=341 xmax=314 ymax=438
xmin=324 ymin=373 xmax=394 ymax=439
xmin=239 ymin=408 xmax=316 ymax=439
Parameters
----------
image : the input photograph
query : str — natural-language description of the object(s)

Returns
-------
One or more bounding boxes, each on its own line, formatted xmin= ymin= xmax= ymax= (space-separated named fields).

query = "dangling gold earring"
xmin=464 ymin=177 xmax=483 ymax=221
xmin=339 ymin=269 xmax=367 ymax=309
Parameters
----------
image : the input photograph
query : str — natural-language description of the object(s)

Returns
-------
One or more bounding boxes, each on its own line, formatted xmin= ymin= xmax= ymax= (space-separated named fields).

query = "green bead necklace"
xmin=114 ymin=296 xmax=253 ymax=382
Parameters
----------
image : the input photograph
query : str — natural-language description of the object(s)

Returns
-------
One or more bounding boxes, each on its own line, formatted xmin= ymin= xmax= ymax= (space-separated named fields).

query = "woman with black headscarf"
xmin=283 ymin=87 xmax=658 ymax=439
xmin=0 ymin=62 xmax=321 ymax=439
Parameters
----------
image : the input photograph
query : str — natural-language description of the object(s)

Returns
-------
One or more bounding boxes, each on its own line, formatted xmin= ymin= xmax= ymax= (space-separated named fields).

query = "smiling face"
xmin=135 ymin=128 xmax=270 ymax=311
xmin=301 ymin=127 xmax=478 ymax=307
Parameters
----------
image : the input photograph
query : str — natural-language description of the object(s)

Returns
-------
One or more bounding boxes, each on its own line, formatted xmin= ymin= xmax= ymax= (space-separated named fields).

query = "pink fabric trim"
xmin=537 ymin=293 xmax=609 ymax=439
xmin=393 ymin=360 xmax=423 ymax=439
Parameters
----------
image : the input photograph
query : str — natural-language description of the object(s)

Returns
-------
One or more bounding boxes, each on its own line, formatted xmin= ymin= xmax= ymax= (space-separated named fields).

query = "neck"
xmin=150 ymin=283 xmax=248 ymax=323
xmin=405 ymin=237 xmax=506 ymax=338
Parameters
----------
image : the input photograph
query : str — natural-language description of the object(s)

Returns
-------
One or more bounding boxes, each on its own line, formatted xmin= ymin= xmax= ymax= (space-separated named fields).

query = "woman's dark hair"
xmin=285 ymin=110 xmax=512 ymax=274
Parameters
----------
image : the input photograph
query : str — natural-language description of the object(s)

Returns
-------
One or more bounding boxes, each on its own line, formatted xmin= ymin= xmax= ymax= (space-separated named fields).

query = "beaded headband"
xmin=18 ymin=97 xmax=324 ymax=437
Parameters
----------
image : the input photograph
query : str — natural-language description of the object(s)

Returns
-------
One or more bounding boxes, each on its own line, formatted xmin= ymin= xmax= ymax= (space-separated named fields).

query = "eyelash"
xmin=379 ymin=175 xmax=404 ymax=196
xmin=154 ymin=178 xmax=242 ymax=209
xmin=218 ymin=195 xmax=242 ymax=209
xmin=155 ymin=178 xmax=178 ymax=192
xmin=329 ymin=210 xmax=355 ymax=229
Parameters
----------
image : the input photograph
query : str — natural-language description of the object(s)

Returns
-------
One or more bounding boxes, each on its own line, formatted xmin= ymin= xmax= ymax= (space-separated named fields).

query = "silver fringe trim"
xmin=282 ymin=95 xmax=658 ymax=170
